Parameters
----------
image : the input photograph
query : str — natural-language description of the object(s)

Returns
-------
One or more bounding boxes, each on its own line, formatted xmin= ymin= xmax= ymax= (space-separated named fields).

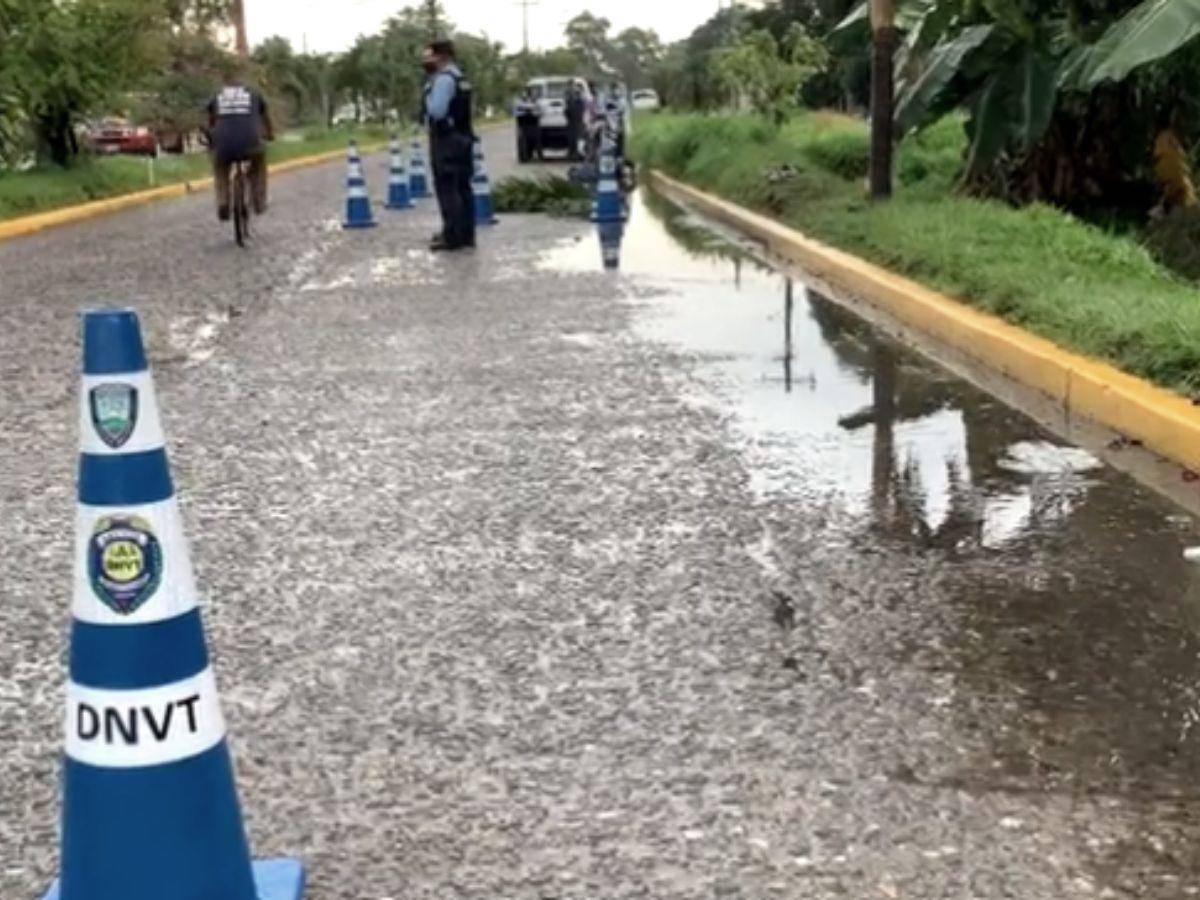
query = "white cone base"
xmin=43 ymin=858 xmax=306 ymax=900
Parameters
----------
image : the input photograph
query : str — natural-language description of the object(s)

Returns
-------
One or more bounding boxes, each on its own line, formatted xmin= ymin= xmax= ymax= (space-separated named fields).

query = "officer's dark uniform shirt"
xmin=207 ymin=85 xmax=268 ymax=162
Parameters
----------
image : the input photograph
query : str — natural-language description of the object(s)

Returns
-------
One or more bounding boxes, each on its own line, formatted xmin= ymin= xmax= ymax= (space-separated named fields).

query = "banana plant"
xmin=838 ymin=0 xmax=1200 ymax=181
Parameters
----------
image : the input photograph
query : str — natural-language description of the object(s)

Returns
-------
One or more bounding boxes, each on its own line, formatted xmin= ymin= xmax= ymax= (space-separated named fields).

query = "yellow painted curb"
xmin=0 ymin=140 xmax=389 ymax=243
xmin=648 ymin=169 xmax=1200 ymax=474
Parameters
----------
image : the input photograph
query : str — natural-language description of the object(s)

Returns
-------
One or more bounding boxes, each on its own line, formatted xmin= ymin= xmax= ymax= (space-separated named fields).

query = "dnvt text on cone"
xmin=43 ymin=309 xmax=305 ymax=900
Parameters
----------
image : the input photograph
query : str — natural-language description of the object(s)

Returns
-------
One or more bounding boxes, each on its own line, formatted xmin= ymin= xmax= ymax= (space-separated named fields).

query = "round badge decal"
xmin=88 ymin=516 xmax=163 ymax=615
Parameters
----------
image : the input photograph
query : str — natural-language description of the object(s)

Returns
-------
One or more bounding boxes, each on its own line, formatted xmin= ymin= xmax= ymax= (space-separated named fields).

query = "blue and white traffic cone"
xmin=472 ymin=136 xmax=498 ymax=226
xmin=591 ymin=132 xmax=627 ymax=224
xmin=598 ymin=220 xmax=625 ymax=271
xmin=343 ymin=140 xmax=377 ymax=229
xmin=409 ymin=137 xmax=431 ymax=200
xmin=384 ymin=136 xmax=413 ymax=210
xmin=43 ymin=309 xmax=305 ymax=900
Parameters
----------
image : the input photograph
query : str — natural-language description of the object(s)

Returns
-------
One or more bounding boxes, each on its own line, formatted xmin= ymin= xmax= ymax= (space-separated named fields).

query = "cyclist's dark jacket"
xmin=207 ymin=85 xmax=268 ymax=163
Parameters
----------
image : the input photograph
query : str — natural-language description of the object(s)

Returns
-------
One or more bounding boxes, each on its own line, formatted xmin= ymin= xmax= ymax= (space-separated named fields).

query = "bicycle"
xmin=231 ymin=158 xmax=252 ymax=247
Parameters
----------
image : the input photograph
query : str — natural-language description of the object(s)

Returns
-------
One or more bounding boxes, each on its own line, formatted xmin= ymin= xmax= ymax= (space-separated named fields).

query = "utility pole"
xmin=515 ymin=0 xmax=539 ymax=55
xmin=231 ymin=0 xmax=249 ymax=56
xmin=868 ymin=0 xmax=896 ymax=199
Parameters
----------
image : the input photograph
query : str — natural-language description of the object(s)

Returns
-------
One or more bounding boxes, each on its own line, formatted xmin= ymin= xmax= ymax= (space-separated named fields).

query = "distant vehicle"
xmin=522 ymin=77 xmax=594 ymax=158
xmin=331 ymin=103 xmax=360 ymax=127
xmin=84 ymin=118 xmax=158 ymax=157
xmin=631 ymin=89 xmax=661 ymax=112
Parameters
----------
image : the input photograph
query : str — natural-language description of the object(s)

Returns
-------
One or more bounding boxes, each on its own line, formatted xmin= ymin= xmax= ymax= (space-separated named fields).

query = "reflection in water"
xmin=543 ymin=191 xmax=1131 ymax=552
xmin=597 ymin=220 xmax=625 ymax=271
xmin=782 ymin=279 xmax=794 ymax=394
xmin=540 ymin=189 xmax=1199 ymax=574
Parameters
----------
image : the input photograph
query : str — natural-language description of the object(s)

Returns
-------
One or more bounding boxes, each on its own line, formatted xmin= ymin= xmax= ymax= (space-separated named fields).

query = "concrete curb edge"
xmin=647 ymin=169 xmax=1200 ymax=475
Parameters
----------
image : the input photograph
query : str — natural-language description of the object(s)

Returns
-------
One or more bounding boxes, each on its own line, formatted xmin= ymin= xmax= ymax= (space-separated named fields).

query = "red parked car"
xmin=84 ymin=118 xmax=158 ymax=156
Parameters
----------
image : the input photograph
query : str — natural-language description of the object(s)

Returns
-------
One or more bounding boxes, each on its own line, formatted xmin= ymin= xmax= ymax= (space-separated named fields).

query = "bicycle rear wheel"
xmin=233 ymin=166 xmax=250 ymax=247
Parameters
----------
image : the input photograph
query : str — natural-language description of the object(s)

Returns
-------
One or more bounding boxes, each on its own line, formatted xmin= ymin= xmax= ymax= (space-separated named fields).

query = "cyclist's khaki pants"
xmin=213 ymin=152 xmax=267 ymax=214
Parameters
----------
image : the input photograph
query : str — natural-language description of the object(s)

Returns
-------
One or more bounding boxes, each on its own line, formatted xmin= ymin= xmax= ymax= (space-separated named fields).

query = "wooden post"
xmin=869 ymin=0 xmax=896 ymax=199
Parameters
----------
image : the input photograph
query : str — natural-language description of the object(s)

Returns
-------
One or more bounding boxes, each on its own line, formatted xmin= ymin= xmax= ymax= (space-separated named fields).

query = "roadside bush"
xmin=801 ymin=129 xmax=870 ymax=180
xmin=493 ymin=175 xmax=591 ymax=218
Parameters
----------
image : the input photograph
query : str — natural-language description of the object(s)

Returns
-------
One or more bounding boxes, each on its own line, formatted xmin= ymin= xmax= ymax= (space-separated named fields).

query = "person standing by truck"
xmin=515 ymin=87 xmax=543 ymax=163
xmin=565 ymin=83 xmax=586 ymax=162
xmin=421 ymin=40 xmax=475 ymax=252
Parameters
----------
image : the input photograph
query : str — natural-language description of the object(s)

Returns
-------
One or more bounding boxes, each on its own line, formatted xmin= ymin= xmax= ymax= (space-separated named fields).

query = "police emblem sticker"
xmin=88 ymin=517 xmax=164 ymax=615
xmin=89 ymin=383 xmax=139 ymax=449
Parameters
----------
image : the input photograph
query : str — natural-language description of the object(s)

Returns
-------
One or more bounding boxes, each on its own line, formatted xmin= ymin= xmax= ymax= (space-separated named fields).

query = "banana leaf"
xmin=1062 ymin=0 xmax=1200 ymax=88
xmin=895 ymin=24 xmax=997 ymax=137
xmin=964 ymin=44 xmax=1060 ymax=172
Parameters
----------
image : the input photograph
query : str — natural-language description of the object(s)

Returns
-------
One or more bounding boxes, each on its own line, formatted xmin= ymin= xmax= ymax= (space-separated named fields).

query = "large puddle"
xmin=543 ymin=191 xmax=1200 ymax=809
xmin=544 ymin=193 xmax=1199 ymax=552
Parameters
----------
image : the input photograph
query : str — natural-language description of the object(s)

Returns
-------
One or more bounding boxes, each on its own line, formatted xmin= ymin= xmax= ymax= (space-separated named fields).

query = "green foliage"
xmin=492 ymin=175 xmax=591 ymax=218
xmin=632 ymin=112 xmax=1200 ymax=394
xmin=889 ymin=0 xmax=1200 ymax=208
xmin=135 ymin=28 xmax=229 ymax=137
xmin=0 ymin=0 xmax=170 ymax=165
xmin=610 ymin=28 xmax=666 ymax=88
xmin=565 ymin=12 xmax=613 ymax=73
xmin=1063 ymin=0 xmax=1200 ymax=86
xmin=714 ymin=26 xmax=829 ymax=122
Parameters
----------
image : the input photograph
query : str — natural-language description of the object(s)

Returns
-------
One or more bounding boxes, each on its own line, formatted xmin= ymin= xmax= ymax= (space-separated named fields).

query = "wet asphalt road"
xmin=4 ymin=127 xmax=1200 ymax=898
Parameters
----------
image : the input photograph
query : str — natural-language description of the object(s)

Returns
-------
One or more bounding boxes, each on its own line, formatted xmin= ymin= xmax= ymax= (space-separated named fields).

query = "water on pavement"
xmin=547 ymin=190 xmax=1200 ymax=892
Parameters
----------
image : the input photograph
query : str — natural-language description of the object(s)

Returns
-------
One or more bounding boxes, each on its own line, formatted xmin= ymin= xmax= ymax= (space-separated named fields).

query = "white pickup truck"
xmin=518 ymin=77 xmax=593 ymax=160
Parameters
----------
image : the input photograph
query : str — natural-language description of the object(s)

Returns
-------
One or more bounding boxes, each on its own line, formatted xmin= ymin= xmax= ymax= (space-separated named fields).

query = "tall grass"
xmin=632 ymin=111 xmax=1200 ymax=395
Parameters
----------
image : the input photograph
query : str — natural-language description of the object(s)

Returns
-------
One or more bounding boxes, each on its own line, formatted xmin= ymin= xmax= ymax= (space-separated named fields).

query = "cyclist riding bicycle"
xmin=206 ymin=68 xmax=275 ymax=222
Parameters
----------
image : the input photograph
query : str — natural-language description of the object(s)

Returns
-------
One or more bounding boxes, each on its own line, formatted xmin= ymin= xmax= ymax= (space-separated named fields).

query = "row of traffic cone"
xmin=344 ymin=135 xmax=497 ymax=231
xmin=344 ymin=136 xmax=430 ymax=229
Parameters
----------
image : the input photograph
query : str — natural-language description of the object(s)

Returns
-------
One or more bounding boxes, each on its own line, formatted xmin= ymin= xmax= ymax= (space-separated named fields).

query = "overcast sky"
xmin=246 ymin=0 xmax=721 ymax=55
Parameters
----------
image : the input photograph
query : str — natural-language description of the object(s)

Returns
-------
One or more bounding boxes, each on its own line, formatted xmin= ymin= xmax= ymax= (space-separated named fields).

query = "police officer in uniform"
xmin=421 ymin=40 xmax=475 ymax=252
xmin=515 ymin=87 xmax=542 ymax=163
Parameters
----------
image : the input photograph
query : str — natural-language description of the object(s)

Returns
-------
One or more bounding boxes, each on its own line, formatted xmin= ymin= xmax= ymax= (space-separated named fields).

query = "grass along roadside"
xmin=631 ymin=113 xmax=1200 ymax=396
xmin=0 ymin=126 xmax=392 ymax=222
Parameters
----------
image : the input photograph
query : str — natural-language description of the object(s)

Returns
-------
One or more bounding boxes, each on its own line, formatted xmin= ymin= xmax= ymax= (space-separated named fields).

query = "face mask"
xmin=422 ymin=61 xmax=438 ymax=75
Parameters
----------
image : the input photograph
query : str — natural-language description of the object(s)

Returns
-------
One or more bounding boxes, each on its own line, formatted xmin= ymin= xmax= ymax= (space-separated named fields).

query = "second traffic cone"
xmin=591 ymin=131 xmax=627 ymax=224
xmin=409 ymin=137 xmax=431 ymax=200
xmin=343 ymin=140 xmax=377 ymax=229
xmin=472 ymin=136 xmax=498 ymax=226
xmin=43 ymin=309 xmax=305 ymax=900
xmin=384 ymin=136 xmax=413 ymax=210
